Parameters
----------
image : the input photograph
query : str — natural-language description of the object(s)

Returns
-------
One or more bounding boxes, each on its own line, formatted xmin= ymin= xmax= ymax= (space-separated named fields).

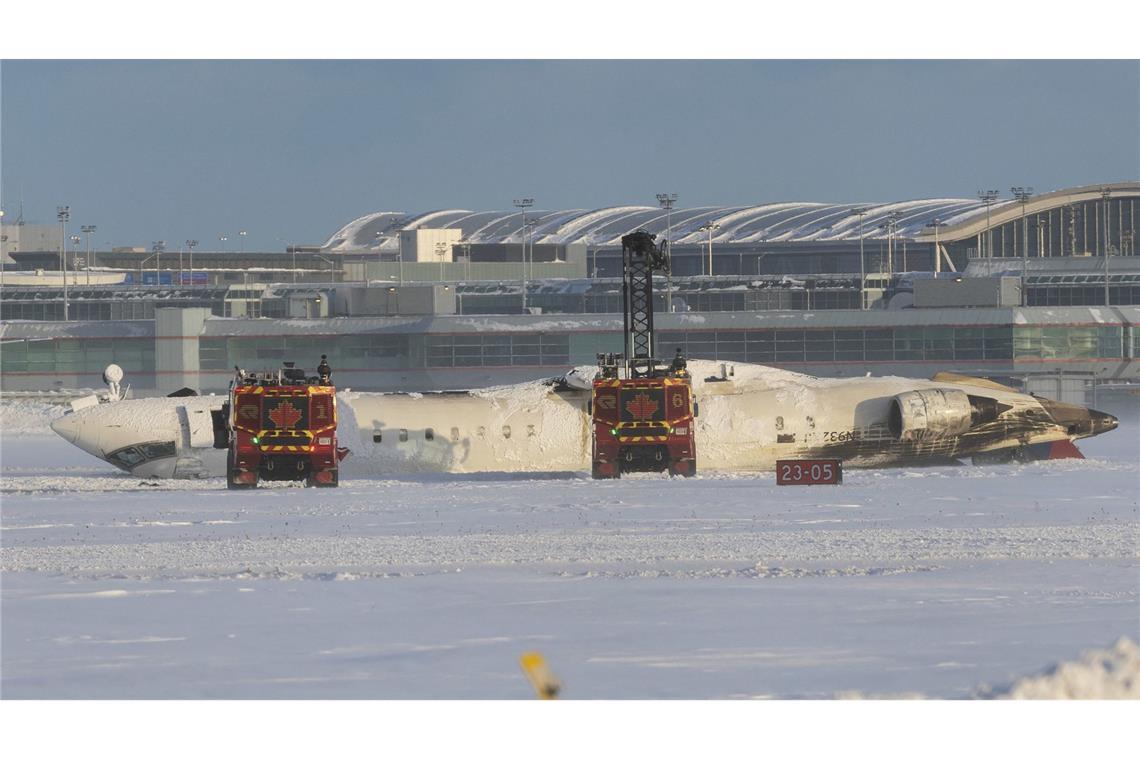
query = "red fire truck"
xmin=214 ymin=356 xmax=347 ymax=489
xmin=590 ymin=231 xmax=697 ymax=479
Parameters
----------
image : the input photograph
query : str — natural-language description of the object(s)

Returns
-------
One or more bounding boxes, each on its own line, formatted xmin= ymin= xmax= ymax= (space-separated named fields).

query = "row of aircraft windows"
xmin=371 ymin=424 xmax=536 ymax=443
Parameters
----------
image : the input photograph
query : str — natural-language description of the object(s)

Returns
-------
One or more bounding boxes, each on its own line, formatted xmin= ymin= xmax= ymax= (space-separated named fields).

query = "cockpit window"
xmin=138 ymin=441 xmax=177 ymax=460
xmin=105 ymin=441 xmax=177 ymax=470
xmin=106 ymin=446 xmax=146 ymax=469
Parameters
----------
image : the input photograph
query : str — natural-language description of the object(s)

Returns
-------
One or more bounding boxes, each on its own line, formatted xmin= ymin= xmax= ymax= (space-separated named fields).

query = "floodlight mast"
xmin=697 ymin=221 xmax=720 ymax=276
xmin=69 ymin=234 xmax=82 ymax=291
xmin=513 ymin=197 xmax=534 ymax=312
xmin=656 ymin=193 xmax=678 ymax=312
xmin=1011 ymin=187 xmax=1034 ymax=305
xmin=977 ymin=190 xmax=1000 ymax=258
xmin=1101 ymin=187 xmax=1112 ymax=306
xmin=57 ymin=206 xmax=70 ymax=320
xmin=152 ymin=241 xmax=166 ymax=283
xmin=186 ymin=239 xmax=198 ymax=285
xmin=850 ymin=207 xmax=872 ymax=309
xmin=925 ymin=218 xmax=947 ymax=274
xmin=879 ymin=212 xmax=899 ymax=277
xmin=81 ymin=225 xmax=96 ymax=286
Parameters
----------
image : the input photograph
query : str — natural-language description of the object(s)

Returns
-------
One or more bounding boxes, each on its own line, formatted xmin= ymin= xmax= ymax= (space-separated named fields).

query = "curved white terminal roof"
xmin=322 ymin=182 xmax=1139 ymax=253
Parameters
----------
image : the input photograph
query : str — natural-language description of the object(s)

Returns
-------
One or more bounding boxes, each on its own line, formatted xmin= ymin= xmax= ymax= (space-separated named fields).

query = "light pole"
xmin=374 ymin=231 xmax=384 ymax=281
xmin=1011 ymin=187 xmax=1034 ymax=304
xmin=1035 ymin=215 xmax=1049 ymax=259
xmin=524 ymin=219 xmax=540 ymax=284
xmin=219 ymin=234 xmax=228 ymax=253
xmin=70 ymin=234 xmax=83 ymax=299
xmin=57 ymin=206 xmax=70 ymax=320
xmin=435 ymin=241 xmax=448 ymax=281
xmin=394 ymin=222 xmax=407 ymax=285
xmin=879 ymin=212 xmax=899 ymax=276
xmin=925 ymin=218 xmax=947 ymax=275
xmin=151 ymin=241 xmax=166 ymax=285
xmin=186 ymin=239 xmax=198 ymax=285
xmin=314 ymin=255 xmax=336 ymax=284
xmin=851 ymin=207 xmax=871 ymax=309
xmin=69 ymin=235 xmax=82 ymax=282
xmin=698 ymin=222 xmax=720 ymax=276
xmin=139 ymin=253 xmax=157 ymax=285
xmin=977 ymin=190 xmax=1000 ymax=258
xmin=656 ymin=193 xmax=677 ymax=312
xmin=513 ymin=197 xmax=534 ymax=313
xmin=238 ymin=229 xmax=247 ymax=253
xmin=1102 ymin=187 xmax=1112 ymax=305
xmin=81 ymin=224 xmax=96 ymax=286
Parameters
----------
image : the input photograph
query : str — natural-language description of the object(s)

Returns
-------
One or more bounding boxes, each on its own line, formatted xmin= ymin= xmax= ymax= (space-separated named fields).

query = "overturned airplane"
xmin=49 ymin=359 xmax=1119 ymax=480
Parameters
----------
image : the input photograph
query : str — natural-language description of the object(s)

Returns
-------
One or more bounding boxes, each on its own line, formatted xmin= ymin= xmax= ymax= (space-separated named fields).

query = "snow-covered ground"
xmin=1 ymin=399 xmax=1137 ymax=698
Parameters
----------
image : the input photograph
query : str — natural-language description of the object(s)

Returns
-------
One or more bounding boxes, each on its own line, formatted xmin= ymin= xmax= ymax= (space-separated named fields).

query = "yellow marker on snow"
xmin=519 ymin=651 xmax=562 ymax=700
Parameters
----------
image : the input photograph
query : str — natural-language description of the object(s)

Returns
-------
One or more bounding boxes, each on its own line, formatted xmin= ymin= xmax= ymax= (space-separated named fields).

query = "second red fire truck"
xmin=590 ymin=230 xmax=697 ymax=479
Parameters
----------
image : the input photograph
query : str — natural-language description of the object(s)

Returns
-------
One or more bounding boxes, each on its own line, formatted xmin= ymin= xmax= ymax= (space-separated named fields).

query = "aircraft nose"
xmin=50 ymin=414 xmax=81 ymax=444
xmin=50 ymin=412 xmax=104 ymax=457
xmin=1036 ymin=397 xmax=1119 ymax=439
xmin=1090 ymin=409 xmax=1119 ymax=435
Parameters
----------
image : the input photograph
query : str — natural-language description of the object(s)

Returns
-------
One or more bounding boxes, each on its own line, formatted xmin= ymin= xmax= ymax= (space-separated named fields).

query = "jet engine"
xmin=888 ymin=389 xmax=1004 ymax=441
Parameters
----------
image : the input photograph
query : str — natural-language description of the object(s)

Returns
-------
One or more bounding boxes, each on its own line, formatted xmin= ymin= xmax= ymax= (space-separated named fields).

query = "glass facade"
xmin=200 ymin=334 xmax=409 ymax=372
xmin=0 ymin=288 xmax=227 ymax=321
xmin=425 ymin=333 xmax=571 ymax=368
xmin=0 ymin=321 xmax=1130 ymax=389
xmin=1027 ymin=285 xmax=1140 ymax=306
xmin=0 ymin=337 xmax=154 ymax=377
xmin=1012 ymin=326 xmax=1122 ymax=359
xmin=654 ymin=326 xmax=1021 ymax=365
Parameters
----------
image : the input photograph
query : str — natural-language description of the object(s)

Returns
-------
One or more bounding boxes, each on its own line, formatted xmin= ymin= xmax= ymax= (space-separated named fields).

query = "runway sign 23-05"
xmin=776 ymin=459 xmax=843 ymax=485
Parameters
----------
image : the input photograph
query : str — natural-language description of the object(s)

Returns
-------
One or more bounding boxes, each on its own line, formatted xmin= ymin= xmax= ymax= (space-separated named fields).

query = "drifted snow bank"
xmin=0 ymin=400 xmax=66 ymax=436
xmin=839 ymin=638 xmax=1140 ymax=699
xmin=976 ymin=637 xmax=1140 ymax=699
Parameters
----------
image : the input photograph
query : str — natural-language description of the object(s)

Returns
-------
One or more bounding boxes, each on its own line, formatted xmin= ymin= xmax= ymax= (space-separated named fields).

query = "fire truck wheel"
xmin=591 ymin=462 xmax=619 ymax=480
xmin=307 ymin=469 xmax=339 ymax=488
xmin=226 ymin=451 xmax=257 ymax=490
xmin=669 ymin=459 xmax=697 ymax=478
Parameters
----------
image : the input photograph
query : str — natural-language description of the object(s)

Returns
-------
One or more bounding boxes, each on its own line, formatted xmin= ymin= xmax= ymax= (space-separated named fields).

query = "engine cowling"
xmin=888 ymin=389 xmax=978 ymax=441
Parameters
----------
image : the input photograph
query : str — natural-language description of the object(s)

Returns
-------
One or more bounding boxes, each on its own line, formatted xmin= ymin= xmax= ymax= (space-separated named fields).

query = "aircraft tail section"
xmin=1029 ymin=439 xmax=1086 ymax=460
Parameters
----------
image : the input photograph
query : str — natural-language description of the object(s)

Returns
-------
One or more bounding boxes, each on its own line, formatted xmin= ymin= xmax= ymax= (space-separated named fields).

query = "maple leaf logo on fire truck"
xmin=267 ymin=401 xmax=303 ymax=428
xmin=625 ymin=393 xmax=660 ymax=420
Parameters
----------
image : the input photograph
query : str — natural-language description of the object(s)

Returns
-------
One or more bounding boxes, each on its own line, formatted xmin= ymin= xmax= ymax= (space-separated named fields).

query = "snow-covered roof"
xmin=320 ymin=182 xmax=1140 ymax=253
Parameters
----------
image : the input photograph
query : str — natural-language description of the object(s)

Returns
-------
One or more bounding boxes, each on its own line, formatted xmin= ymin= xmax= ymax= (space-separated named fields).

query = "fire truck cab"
xmin=213 ymin=355 xmax=346 ymax=489
xmin=591 ymin=356 xmax=696 ymax=478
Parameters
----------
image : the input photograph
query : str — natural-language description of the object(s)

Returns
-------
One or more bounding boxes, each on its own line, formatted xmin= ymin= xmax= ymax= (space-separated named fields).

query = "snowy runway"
xmin=2 ymin=417 xmax=1137 ymax=698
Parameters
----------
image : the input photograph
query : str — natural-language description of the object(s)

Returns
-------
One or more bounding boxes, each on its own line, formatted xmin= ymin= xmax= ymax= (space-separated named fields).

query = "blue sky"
xmin=1 ymin=59 xmax=1136 ymax=251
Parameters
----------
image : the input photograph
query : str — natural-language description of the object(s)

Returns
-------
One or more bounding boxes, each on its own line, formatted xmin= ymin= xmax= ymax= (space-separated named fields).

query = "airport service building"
xmin=1 ymin=182 xmax=1138 ymax=404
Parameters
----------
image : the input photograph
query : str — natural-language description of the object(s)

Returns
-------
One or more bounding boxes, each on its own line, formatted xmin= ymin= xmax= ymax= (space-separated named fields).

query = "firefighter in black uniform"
xmin=317 ymin=355 xmax=332 ymax=385
xmin=670 ymin=348 xmax=689 ymax=378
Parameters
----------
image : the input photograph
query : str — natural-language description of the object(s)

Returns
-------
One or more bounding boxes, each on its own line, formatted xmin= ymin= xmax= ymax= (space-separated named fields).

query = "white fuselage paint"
xmin=50 ymin=360 xmax=1080 ymax=479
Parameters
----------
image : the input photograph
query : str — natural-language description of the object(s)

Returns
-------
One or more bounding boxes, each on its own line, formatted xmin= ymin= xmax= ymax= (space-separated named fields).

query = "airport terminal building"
xmin=2 ymin=182 xmax=1138 ymax=405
